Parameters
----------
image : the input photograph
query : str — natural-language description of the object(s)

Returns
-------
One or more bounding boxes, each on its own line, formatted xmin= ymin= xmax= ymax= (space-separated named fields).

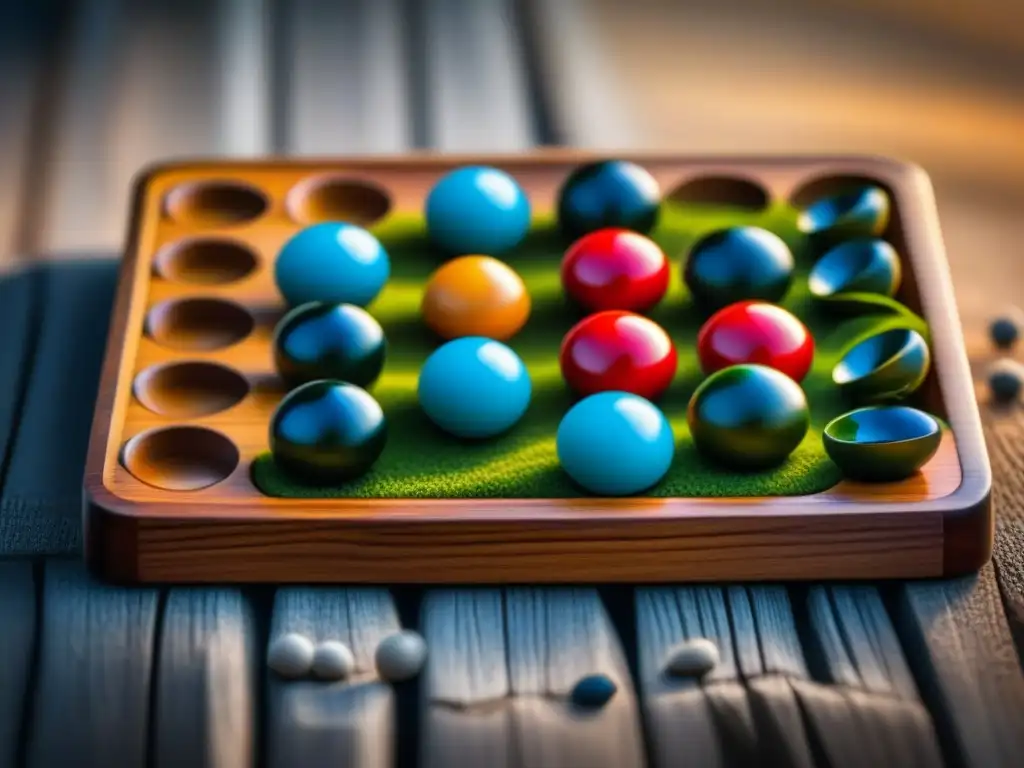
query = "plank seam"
xmin=0 ymin=266 xmax=47 ymax=499
xmin=508 ymin=0 xmax=562 ymax=146
xmin=267 ymin=0 xmax=291 ymax=154
xmin=788 ymin=585 xmax=834 ymax=686
xmin=12 ymin=555 xmax=43 ymax=768
xmin=725 ymin=586 xmax=754 ymax=682
xmin=143 ymin=588 xmax=168 ymax=768
xmin=400 ymin=0 xmax=430 ymax=149
xmin=881 ymin=587 xmax=963 ymax=768
xmin=249 ymin=586 xmax=274 ymax=768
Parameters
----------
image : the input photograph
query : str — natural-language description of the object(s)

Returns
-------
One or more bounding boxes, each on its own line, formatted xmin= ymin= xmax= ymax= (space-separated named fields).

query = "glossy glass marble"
xmin=559 ymin=310 xmax=678 ymax=401
xmin=557 ymin=160 xmax=661 ymax=240
xmin=275 ymin=222 xmax=390 ymax=307
xmin=697 ymin=300 xmax=814 ymax=383
xmin=425 ymin=166 xmax=531 ymax=255
xmin=823 ymin=405 xmax=941 ymax=482
xmin=687 ymin=364 xmax=810 ymax=470
xmin=798 ymin=185 xmax=890 ymax=251
xmin=833 ymin=328 xmax=930 ymax=403
xmin=683 ymin=226 xmax=795 ymax=313
xmin=417 ymin=337 xmax=532 ymax=439
xmin=273 ymin=302 xmax=386 ymax=388
xmin=809 ymin=238 xmax=902 ymax=301
xmin=270 ymin=380 xmax=387 ymax=484
xmin=556 ymin=391 xmax=675 ymax=496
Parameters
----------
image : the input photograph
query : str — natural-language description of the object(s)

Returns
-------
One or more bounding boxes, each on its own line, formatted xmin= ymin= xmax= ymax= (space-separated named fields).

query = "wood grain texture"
xmin=420 ymin=0 xmax=533 ymax=150
xmin=282 ymin=0 xmax=409 ymax=154
xmin=152 ymin=588 xmax=257 ymax=768
xmin=2 ymin=261 xmax=116 ymax=554
xmin=0 ymin=560 xmax=37 ymax=767
xmin=266 ymin=588 xmax=399 ymax=768
xmin=636 ymin=586 xmax=814 ymax=767
xmin=0 ymin=268 xmax=40 ymax=496
xmin=83 ymin=154 xmax=988 ymax=584
xmin=895 ymin=566 xmax=1024 ymax=767
xmin=35 ymin=0 xmax=253 ymax=254
xmin=420 ymin=588 xmax=645 ymax=768
xmin=0 ymin=1 xmax=59 ymax=264
xmin=25 ymin=558 xmax=159 ymax=768
xmin=799 ymin=587 xmax=944 ymax=766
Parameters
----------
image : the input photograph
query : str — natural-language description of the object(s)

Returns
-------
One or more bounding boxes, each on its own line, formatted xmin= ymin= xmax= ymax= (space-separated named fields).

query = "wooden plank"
xmin=0 ymin=261 xmax=116 ymax=555
xmin=895 ymin=566 xmax=1024 ymax=767
xmin=25 ymin=558 xmax=159 ymax=768
xmin=520 ymin=0 xmax=638 ymax=149
xmin=636 ymin=586 xmax=814 ymax=767
xmin=0 ymin=2 xmax=61 ymax=264
xmin=152 ymin=588 xmax=258 ymax=768
xmin=420 ymin=590 xmax=510 ymax=768
xmin=419 ymin=0 xmax=533 ymax=150
xmin=266 ymin=588 xmax=399 ymax=768
xmin=37 ymin=0 xmax=266 ymax=254
xmin=0 ymin=560 xmax=37 ymax=767
xmin=420 ymin=589 xmax=645 ymax=767
xmin=800 ymin=587 xmax=944 ymax=766
xmin=282 ymin=0 xmax=410 ymax=154
xmin=0 ymin=268 xmax=40 ymax=496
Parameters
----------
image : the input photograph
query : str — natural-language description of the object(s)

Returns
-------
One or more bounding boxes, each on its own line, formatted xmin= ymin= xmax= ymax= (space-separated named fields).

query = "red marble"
xmin=560 ymin=228 xmax=669 ymax=313
xmin=696 ymin=300 xmax=814 ymax=382
xmin=560 ymin=310 xmax=678 ymax=400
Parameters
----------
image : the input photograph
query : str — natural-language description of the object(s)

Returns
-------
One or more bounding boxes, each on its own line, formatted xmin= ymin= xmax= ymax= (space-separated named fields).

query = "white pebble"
xmin=665 ymin=638 xmax=720 ymax=678
xmin=311 ymin=640 xmax=356 ymax=681
xmin=375 ymin=630 xmax=427 ymax=682
xmin=268 ymin=632 xmax=315 ymax=678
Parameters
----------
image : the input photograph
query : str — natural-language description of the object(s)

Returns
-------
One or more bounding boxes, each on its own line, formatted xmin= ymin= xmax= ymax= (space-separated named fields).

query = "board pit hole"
xmin=121 ymin=426 xmax=240 ymax=491
xmin=133 ymin=361 xmax=249 ymax=418
xmin=145 ymin=298 xmax=255 ymax=351
xmin=788 ymin=173 xmax=889 ymax=210
xmin=667 ymin=175 xmax=771 ymax=211
xmin=154 ymin=239 xmax=259 ymax=285
xmin=286 ymin=176 xmax=392 ymax=227
xmin=163 ymin=181 xmax=268 ymax=226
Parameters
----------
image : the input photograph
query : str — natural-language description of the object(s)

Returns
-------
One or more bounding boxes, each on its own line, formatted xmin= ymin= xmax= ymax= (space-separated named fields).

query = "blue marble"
xmin=417 ymin=337 xmax=532 ymax=439
xmin=275 ymin=222 xmax=390 ymax=307
xmin=989 ymin=317 xmax=1020 ymax=350
xmin=557 ymin=160 xmax=660 ymax=239
xmin=425 ymin=166 xmax=531 ymax=255
xmin=570 ymin=674 xmax=618 ymax=709
xmin=556 ymin=391 xmax=675 ymax=496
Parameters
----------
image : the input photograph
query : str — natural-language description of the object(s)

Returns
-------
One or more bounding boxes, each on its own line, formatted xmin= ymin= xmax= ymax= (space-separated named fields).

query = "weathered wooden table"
xmin=1 ymin=1 xmax=1022 ymax=766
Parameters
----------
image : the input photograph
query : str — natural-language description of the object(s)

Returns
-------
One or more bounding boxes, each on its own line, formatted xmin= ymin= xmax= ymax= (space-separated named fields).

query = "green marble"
xmin=798 ymin=185 xmax=890 ymax=252
xmin=809 ymin=238 xmax=902 ymax=304
xmin=687 ymin=364 xmax=810 ymax=470
xmin=833 ymin=327 xmax=930 ymax=403
xmin=823 ymin=405 xmax=941 ymax=482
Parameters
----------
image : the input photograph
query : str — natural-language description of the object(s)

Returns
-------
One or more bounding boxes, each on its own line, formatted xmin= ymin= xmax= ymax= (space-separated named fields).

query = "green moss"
xmin=252 ymin=202 xmax=929 ymax=499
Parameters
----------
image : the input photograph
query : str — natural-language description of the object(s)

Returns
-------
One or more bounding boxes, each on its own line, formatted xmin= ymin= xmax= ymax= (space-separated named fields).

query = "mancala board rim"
xmin=82 ymin=152 xmax=992 ymax=584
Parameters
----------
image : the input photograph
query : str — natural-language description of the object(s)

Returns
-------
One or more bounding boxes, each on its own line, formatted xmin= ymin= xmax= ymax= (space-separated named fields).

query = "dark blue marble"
xmin=557 ymin=160 xmax=660 ymax=239
xmin=570 ymin=673 xmax=618 ymax=709
xmin=989 ymin=317 xmax=1020 ymax=350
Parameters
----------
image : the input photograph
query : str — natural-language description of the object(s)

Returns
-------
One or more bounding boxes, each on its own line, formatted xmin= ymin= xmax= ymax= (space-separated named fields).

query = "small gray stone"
xmin=311 ymin=640 xmax=356 ymax=681
xmin=268 ymin=632 xmax=315 ymax=678
xmin=664 ymin=638 xmax=720 ymax=678
xmin=375 ymin=630 xmax=427 ymax=682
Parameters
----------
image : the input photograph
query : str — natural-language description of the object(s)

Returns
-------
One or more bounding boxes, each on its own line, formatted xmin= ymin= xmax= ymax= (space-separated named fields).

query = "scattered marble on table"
xmin=311 ymin=640 xmax=356 ymax=681
xmin=375 ymin=630 xmax=427 ymax=682
xmin=988 ymin=359 xmax=1023 ymax=403
xmin=570 ymin=673 xmax=618 ymax=709
xmin=664 ymin=637 xmax=720 ymax=678
xmin=989 ymin=311 xmax=1022 ymax=350
xmin=268 ymin=632 xmax=315 ymax=679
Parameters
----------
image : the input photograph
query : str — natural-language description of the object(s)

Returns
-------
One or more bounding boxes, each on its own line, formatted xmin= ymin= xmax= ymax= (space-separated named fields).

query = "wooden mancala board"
xmin=83 ymin=153 xmax=992 ymax=584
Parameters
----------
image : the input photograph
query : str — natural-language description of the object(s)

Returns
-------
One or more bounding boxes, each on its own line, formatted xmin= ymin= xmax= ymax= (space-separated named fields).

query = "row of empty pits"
xmin=121 ymin=169 xmax=896 ymax=493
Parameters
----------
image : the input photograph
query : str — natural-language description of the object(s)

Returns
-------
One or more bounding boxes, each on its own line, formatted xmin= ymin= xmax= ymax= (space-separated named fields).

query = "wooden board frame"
xmin=83 ymin=151 xmax=992 ymax=584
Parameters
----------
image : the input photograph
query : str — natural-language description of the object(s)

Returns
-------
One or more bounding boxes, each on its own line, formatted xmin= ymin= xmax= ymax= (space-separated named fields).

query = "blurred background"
xmin=1 ymin=0 xmax=1021 ymax=327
